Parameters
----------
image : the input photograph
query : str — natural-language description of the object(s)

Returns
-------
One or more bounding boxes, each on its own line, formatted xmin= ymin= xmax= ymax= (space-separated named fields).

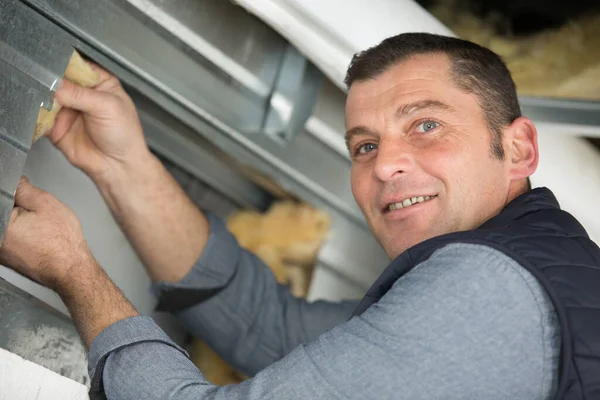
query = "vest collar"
xmin=479 ymin=187 xmax=560 ymax=230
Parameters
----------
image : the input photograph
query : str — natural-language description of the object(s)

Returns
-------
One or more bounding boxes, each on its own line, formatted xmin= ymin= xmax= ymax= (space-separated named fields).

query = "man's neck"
xmin=506 ymin=179 xmax=530 ymax=206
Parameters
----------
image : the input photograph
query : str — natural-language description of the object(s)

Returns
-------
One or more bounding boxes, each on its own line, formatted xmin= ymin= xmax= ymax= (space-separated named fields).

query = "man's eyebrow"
xmin=344 ymin=126 xmax=376 ymax=150
xmin=395 ymin=99 xmax=455 ymax=118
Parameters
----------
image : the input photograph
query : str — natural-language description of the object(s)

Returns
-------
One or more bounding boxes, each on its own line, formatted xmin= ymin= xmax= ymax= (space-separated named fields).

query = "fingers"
xmin=46 ymin=107 xmax=79 ymax=143
xmin=14 ymin=177 xmax=52 ymax=212
xmin=68 ymin=58 xmax=124 ymax=96
xmin=7 ymin=205 xmax=26 ymax=227
xmin=54 ymin=79 xmax=115 ymax=116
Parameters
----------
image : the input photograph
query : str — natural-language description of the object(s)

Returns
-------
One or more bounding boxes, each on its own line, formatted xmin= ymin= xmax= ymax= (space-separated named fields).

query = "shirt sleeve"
xmin=88 ymin=243 xmax=560 ymax=400
xmin=151 ymin=212 xmax=359 ymax=375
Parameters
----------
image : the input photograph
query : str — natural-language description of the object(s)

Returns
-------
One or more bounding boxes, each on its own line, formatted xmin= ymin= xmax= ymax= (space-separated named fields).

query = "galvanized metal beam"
xmin=0 ymin=0 xmax=74 ymax=244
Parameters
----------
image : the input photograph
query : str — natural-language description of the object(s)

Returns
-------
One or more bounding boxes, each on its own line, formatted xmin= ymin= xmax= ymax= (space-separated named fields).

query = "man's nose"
xmin=373 ymin=140 xmax=415 ymax=182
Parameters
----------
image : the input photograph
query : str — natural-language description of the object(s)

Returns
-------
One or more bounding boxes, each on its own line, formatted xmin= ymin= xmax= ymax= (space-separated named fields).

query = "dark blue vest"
xmin=351 ymin=187 xmax=600 ymax=399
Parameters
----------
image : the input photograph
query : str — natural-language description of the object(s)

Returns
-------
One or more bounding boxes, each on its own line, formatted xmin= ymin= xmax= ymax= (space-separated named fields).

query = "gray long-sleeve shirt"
xmin=88 ymin=213 xmax=561 ymax=399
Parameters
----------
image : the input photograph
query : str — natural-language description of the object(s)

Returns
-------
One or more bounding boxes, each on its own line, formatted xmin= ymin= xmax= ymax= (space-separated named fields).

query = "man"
xmin=1 ymin=33 xmax=598 ymax=399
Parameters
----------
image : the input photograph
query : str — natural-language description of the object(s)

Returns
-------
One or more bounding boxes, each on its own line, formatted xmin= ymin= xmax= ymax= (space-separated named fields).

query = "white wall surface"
xmin=532 ymin=131 xmax=600 ymax=245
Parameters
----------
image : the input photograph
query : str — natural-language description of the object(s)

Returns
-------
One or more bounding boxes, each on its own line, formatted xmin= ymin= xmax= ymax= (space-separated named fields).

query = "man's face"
xmin=346 ymin=54 xmax=513 ymax=259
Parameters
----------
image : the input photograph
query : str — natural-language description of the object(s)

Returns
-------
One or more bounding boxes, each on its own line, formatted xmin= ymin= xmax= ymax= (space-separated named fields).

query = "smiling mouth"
xmin=387 ymin=195 xmax=438 ymax=212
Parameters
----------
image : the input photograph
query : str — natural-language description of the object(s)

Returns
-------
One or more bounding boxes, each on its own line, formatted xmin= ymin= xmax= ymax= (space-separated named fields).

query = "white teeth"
xmin=388 ymin=195 xmax=436 ymax=212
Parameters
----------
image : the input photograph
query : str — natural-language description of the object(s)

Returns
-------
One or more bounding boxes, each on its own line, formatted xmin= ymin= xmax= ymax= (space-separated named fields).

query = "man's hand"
xmin=42 ymin=63 xmax=209 ymax=284
xmin=48 ymin=63 xmax=151 ymax=182
xmin=0 ymin=177 xmax=92 ymax=291
xmin=0 ymin=177 xmax=138 ymax=348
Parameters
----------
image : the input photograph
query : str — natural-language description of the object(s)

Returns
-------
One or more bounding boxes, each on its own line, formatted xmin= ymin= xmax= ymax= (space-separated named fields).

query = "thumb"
xmin=54 ymin=79 xmax=113 ymax=115
xmin=14 ymin=177 xmax=50 ymax=212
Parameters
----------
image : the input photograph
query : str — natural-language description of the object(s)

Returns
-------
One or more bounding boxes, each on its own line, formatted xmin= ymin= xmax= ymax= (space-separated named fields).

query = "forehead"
xmin=345 ymin=54 xmax=478 ymax=123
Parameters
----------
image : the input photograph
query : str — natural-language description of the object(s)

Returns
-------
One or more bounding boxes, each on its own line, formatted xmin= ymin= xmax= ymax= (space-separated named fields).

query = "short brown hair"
xmin=345 ymin=33 xmax=522 ymax=160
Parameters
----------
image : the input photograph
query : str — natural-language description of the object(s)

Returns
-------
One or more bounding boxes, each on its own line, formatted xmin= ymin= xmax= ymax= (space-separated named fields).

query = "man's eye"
xmin=357 ymin=143 xmax=377 ymax=154
xmin=416 ymin=120 xmax=440 ymax=133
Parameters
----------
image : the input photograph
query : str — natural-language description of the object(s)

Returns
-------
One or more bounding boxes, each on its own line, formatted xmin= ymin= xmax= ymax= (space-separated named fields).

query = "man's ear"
xmin=505 ymin=116 xmax=539 ymax=180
